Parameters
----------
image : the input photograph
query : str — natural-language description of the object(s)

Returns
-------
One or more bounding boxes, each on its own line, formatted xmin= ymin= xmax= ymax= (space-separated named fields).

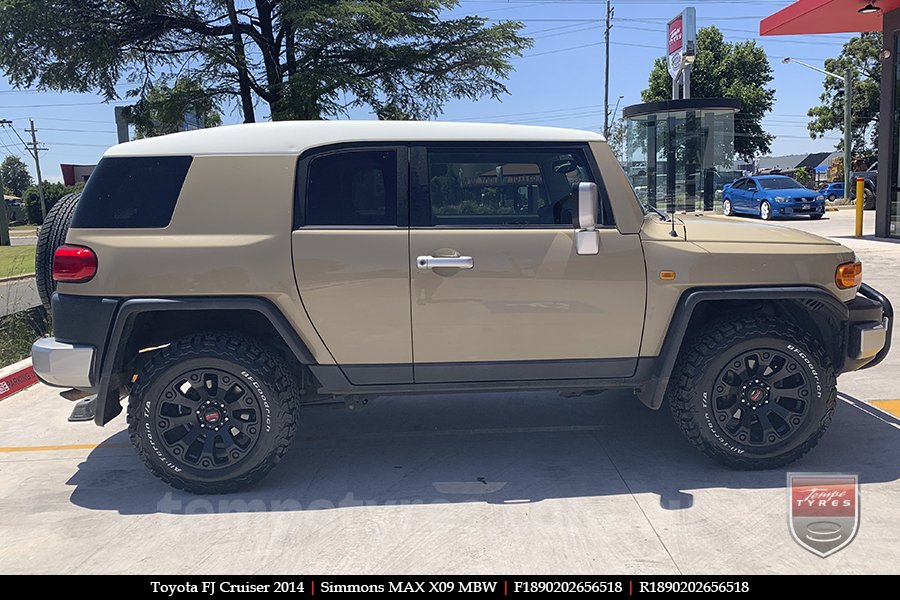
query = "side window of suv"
xmin=305 ymin=150 xmax=397 ymax=226
xmin=423 ymin=148 xmax=604 ymax=227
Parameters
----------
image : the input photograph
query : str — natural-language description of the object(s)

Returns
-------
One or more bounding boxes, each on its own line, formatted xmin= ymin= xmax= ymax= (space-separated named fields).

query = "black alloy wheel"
xmin=709 ymin=349 xmax=811 ymax=449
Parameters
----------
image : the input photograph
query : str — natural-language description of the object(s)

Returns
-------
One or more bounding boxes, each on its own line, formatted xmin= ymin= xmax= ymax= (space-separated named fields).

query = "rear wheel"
xmin=827 ymin=194 xmax=836 ymax=201
xmin=35 ymin=192 xmax=81 ymax=311
xmin=863 ymin=188 xmax=876 ymax=210
xmin=667 ymin=316 xmax=836 ymax=469
xmin=760 ymin=201 xmax=772 ymax=220
xmin=128 ymin=332 xmax=299 ymax=493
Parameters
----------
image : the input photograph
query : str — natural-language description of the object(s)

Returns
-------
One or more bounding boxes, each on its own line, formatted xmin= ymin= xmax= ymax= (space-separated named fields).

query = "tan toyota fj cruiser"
xmin=31 ymin=121 xmax=892 ymax=493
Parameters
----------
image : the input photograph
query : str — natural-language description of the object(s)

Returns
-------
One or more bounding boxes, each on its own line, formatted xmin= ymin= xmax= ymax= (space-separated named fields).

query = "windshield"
xmin=758 ymin=177 xmax=805 ymax=190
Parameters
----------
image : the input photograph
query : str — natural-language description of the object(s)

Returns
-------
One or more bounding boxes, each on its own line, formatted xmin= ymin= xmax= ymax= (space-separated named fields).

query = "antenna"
xmin=669 ymin=209 xmax=678 ymax=237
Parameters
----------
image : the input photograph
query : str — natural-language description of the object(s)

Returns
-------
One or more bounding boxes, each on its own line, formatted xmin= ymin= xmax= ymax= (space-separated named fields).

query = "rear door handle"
xmin=416 ymin=256 xmax=474 ymax=270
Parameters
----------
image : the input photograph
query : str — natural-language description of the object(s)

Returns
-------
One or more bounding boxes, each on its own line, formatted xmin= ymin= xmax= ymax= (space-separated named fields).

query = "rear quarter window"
xmin=70 ymin=156 xmax=193 ymax=228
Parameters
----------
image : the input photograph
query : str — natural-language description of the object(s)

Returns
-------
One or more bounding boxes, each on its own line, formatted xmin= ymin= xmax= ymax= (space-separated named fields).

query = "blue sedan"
xmin=820 ymin=181 xmax=844 ymax=200
xmin=722 ymin=175 xmax=825 ymax=220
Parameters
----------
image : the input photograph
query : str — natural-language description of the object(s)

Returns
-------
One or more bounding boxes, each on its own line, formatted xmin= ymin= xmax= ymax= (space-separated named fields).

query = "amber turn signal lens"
xmin=835 ymin=261 xmax=862 ymax=289
xmin=659 ymin=270 xmax=676 ymax=281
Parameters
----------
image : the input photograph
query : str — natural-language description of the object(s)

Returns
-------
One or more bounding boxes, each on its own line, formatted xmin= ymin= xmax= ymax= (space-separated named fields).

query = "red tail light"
xmin=52 ymin=245 xmax=97 ymax=283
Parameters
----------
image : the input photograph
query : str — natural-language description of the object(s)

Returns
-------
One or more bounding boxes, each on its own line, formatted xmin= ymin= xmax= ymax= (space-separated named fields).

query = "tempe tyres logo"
xmin=788 ymin=473 xmax=859 ymax=557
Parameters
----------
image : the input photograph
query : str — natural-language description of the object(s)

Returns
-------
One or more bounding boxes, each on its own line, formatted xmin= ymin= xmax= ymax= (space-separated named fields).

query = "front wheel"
xmin=759 ymin=201 xmax=773 ymax=220
xmin=667 ymin=316 xmax=836 ymax=470
xmin=828 ymin=194 xmax=836 ymax=201
xmin=722 ymin=198 xmax=734 ymax=216
xmin=809 ymin=214 xmax=824 ymax=220
xmin=128 ymin=332 xmax=299 ymax=493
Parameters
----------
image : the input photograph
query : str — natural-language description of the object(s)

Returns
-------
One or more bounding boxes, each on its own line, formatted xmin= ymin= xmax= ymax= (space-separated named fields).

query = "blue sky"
xmin=0 ymin=0 xmax=852 ymax=183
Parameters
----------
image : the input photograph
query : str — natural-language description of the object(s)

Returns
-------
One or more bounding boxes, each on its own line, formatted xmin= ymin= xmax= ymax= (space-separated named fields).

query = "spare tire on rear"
xmin=35 ymin=192 xmax=81 ymax=312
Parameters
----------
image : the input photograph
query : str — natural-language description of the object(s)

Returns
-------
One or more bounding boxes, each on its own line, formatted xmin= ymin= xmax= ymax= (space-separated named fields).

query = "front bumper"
xmin=774 ymin=201 xmax=824 ymax=216
xmin=843 ymin=283 xmax=893 ymax=372
xmin=31 ymin=338 xmax=95 ymax=388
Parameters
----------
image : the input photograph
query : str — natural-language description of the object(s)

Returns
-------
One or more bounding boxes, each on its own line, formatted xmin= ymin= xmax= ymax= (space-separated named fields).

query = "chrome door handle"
xmin=416 ymin=255 xmax=474 ymax=270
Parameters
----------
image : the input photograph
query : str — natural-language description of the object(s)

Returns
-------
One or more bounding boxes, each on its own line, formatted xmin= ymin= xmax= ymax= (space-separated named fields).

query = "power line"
xmin=0 ymin=101 xmax=109 ymax=108
xmin=11 ymin=116 xmax=113 ymax=125
xmin=41 ymin=127 xmax=118 ymax=134
xmin=40 ymin=141 xmax=113 ymax=147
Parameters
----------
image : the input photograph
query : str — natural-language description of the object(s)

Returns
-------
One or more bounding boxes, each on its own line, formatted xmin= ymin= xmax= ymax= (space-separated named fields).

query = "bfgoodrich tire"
xmin=128 ymin=332 xmax=299 ymax=493
xmin=667 ymin=316 xmax=836 ymax=470
xmin=35 ymin=192 xmax=81 ymax=311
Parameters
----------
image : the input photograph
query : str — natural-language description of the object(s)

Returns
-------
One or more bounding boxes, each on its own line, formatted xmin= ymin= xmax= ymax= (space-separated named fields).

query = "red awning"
xmin=760 ymin=0 xmax=899 ymax=36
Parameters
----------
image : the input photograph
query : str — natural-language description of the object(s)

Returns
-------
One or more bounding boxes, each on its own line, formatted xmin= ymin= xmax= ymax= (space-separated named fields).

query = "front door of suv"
xmin=408 ymin=144 xmax=646 ymax=383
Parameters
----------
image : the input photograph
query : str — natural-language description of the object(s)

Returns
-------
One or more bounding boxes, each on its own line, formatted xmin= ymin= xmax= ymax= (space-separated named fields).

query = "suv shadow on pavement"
xmin=66 ymin=390 xmax=900 ymax=515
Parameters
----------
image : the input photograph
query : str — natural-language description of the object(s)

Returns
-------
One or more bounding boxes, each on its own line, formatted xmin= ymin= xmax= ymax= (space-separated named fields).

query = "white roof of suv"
xmin=105 ymin=120 xmax=606 ymax=157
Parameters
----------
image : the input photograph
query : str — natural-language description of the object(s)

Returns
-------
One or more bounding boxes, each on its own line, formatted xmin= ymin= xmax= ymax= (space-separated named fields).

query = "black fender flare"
xmin=93 ymin=297 xmax=316 ymax=426
xmin=637 ymin=286 xmax=849 ymax=410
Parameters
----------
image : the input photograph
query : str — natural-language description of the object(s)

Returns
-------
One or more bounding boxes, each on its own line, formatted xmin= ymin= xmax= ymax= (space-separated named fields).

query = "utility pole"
xmin=603 ymin=0 xmax=614 ymax=138
xmin=26 ymin=119 xmax=47 ymax=222
xmin=0 ymin=156 xmax=9 ymax=247
xmin=843 ymin=68 xmax=852 ymax=209
xmin=0 ymin=119 xmax=11 ymax=246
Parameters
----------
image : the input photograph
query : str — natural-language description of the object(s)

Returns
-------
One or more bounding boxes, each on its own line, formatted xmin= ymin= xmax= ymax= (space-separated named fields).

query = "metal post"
xmin=27 ymin=119 xmax=46 ymax=222
xmin=647 ymin=116 xmax=657 ymax=208
xmin=843 ymin=69 xmax=852 ymax=213
xmin=603 ymin=0 xmax=612 ymax=138
xmin=856 ymin=177 xmax=865 ymax=238
xmin=683 ymin=66 xmax=691 ymax=99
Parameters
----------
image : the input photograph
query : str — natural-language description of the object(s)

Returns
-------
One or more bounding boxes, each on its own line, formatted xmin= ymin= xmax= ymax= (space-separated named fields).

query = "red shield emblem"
xmin=788 ymin=473 xmax=859 ymax=557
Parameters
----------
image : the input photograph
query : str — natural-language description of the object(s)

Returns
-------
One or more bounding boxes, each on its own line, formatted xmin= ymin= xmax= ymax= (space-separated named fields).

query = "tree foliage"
xmin=23 ymin=181 xmax=84 ymax=225
xmin=794 ymin=166 xmax=812 ymax=187
xmin=0 ymin=156 xmax=33 ymax=197
xmin=807 ymin=33 xmax=881 ymax=155
xmin=642 ymin=26 xmax=775 ymax=160
xmin=0 ymin=0 xmax=531 ymax=122
xmin=126 ymin=78 xmax=223 ymax=138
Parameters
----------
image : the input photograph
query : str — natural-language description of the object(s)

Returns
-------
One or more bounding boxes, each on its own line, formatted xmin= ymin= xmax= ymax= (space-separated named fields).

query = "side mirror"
xmin=574 ymin=182 xmax=598 ymax=229
xmin=573 ymin=182 xmax=599 ymax=255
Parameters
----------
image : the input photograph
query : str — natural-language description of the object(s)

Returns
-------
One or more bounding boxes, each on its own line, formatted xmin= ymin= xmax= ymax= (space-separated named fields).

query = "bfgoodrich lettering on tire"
xmin=667 ymin=316 xmax=836 ymax=470
xmin=127 ymin=332 xmax=298 ymax=493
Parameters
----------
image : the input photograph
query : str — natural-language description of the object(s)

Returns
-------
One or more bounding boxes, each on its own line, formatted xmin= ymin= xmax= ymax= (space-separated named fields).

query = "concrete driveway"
xmin=1 ymin=208 xmax=898 ymax=575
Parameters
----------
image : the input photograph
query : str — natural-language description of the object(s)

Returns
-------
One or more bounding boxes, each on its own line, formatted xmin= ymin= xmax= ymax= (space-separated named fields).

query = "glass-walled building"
xmin=623 ymin=98 xmax=741 ymax=213
xmin=761 ymin=0 xmax=900 ymax=239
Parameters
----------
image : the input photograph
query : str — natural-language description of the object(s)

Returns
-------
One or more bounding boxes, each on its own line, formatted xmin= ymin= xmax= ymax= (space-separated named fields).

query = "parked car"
xmin=851 ymin=167 xmax=877 ymax=210
xmin=31 ymin=122 xmax=891 ymax=493
xmin=820 ymin=181 xmax=844 ymax=201
xmin=722 ymin=175 xmax=825 ymax=220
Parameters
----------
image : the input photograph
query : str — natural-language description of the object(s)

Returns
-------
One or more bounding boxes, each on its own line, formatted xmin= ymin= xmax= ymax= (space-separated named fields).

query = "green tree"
xmin=126 ymin=78 xmax=223 ymax=138
xmin=807 ymin=33 xmax=881 ymax=154
xmin=642 ymin=26 xmax=775 ymax=160
xmin=0 ymin=1 xmax=531 ymax=123
xmin=0 ymin=156 xmax=33 ymax=197
xmin=607 ymin=119 xmax=627 ymax=162
xmin=23 ymin=182 xmax=84 ymax=225
xmin=794 ymin=166 xmax=812 ymax=187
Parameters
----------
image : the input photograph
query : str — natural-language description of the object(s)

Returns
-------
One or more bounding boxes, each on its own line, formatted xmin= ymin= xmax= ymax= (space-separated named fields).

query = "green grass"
xmin=0 ymin=245 xmax=36 ymax=278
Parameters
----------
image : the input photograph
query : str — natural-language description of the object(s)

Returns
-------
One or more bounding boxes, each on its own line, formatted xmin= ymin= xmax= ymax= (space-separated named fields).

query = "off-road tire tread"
xmin=35 ymin=192 xmax=81 ymax=311
xmin=667 ymin=316 xmax=836 ymax=470
xmin=127 ymin=331 xmax=299 ymax=494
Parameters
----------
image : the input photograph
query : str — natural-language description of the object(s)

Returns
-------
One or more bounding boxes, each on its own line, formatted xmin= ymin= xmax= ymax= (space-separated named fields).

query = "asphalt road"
xmin=0 ymin=208 xmax=897 ymax=574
